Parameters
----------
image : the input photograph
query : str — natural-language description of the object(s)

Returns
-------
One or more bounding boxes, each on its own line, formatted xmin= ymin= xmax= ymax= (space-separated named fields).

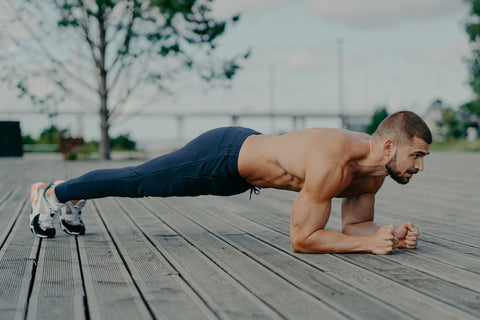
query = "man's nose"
xmin=414 ymin=158 xmax=424 ymax=172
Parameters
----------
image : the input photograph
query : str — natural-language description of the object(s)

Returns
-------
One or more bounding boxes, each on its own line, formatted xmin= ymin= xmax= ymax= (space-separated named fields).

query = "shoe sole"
xmin=59 ymin=220 xmax=85 ymax=235
xmin=30 ymin=214 xmax=55 ymax=238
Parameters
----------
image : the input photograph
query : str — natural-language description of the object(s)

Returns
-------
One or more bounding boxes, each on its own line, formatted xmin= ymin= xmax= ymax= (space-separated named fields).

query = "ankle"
xmin=45 ymin=185 xmax=60 ymax=203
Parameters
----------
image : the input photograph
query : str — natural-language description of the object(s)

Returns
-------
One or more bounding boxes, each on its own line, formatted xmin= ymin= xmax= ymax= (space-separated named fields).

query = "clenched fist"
xmin=369 ymin=225 xmax=399 ymax=255
xmin=396 ymin=222 xmax=419 ymax=249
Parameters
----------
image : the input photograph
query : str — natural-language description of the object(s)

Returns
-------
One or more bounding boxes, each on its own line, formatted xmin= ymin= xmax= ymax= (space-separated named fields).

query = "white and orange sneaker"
xmin=29 ymin=182 xmax=65 ymax=238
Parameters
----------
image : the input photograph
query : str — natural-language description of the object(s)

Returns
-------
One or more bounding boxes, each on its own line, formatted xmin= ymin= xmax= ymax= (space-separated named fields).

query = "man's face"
xmin=386 ymin=137 xmax=430 ymax=185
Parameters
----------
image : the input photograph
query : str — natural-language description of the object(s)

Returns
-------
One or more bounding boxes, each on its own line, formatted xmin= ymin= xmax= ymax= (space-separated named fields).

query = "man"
xmin=30 ymin=111 xmax=431 ymax=255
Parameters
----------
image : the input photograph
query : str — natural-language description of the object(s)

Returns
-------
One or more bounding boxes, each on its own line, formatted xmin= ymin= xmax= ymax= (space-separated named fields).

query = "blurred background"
xmin=0 ymin=0 xmax=479 ymax=160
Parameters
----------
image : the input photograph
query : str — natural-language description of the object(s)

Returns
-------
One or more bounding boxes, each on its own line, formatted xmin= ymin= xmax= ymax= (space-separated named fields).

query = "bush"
xmin=65 ymin=141 xmax=99 ymax=160
xmin=22 ymin=135 xmax=36 ymax=144
xmin=111 ymin=134 xmax=136 ymax=151
xmin=38 ymin=125 xmax=68 ymax=144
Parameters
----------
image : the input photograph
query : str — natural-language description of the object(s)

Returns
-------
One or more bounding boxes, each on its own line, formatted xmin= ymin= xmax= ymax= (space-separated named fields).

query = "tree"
xmin=436 ymin=108 xmax=463 ymax=140
xmin=464 ymin=0 xmax=480 ymax=117
xmin=366 ymin=107 xmax=389 ymax=135
xmin=1 ymin=0 xmax=248 ymax=159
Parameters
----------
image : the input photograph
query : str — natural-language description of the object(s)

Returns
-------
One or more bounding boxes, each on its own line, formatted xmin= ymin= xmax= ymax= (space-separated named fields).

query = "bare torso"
xmin=237 ymin=125 xmax=425 ymax=254
xmin=238 ymin=128 xmax=383 ymax=197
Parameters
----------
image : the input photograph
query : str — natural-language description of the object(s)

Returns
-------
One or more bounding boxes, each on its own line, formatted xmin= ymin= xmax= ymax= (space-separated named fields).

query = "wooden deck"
xmin=0 ymin=152 xmax=479 ymax=320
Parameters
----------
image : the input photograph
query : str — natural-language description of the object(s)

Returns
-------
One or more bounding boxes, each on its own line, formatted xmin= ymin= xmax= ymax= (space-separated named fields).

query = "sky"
xmin=0 ymin=0 xmax=475 ymax=149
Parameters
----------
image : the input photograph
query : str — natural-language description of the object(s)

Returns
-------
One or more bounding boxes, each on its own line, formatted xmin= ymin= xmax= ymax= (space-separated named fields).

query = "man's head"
xmin=373 ymin=111 xmax=432 ymax=184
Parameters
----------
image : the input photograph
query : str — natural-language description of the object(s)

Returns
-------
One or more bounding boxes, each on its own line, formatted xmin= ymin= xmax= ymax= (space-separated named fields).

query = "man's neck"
xmin=352 ymin=139 xmax=388 ymax=177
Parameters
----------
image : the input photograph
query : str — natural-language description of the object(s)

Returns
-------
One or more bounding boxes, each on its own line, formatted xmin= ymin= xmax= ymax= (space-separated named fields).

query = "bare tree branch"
xmin=5 ymin=0 xmax=97 ymax=94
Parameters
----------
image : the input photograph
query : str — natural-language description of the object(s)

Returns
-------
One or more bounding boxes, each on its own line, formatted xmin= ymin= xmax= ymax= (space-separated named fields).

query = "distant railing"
xmin=5 ymin=109 xmax=371 ymax=146
xmin=23 ymin=144 xmax=58 ymax=152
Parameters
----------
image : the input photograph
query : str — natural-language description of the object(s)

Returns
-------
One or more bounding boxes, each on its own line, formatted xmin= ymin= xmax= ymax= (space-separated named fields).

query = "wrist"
xmin=361 ymin=235 xmax=375 ymax=253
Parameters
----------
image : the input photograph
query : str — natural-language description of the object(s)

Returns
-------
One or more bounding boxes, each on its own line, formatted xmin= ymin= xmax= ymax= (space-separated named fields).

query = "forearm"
xmin=342 ymin=221 xmax=379 ymax=237
xmin=292 ymin=229 xmax=372 ymax=254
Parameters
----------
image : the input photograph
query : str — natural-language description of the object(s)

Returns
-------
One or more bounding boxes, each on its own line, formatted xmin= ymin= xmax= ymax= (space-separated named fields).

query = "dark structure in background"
xmin=0 ymin=121 xmax=23 ymax=157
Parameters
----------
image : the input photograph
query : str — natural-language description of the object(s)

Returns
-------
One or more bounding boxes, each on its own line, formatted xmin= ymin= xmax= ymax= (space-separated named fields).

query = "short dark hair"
xmin=373 ymin=111 xmax=432 ymax=144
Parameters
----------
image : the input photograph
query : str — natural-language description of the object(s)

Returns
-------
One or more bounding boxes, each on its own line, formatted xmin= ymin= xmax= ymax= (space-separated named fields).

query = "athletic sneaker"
xmin=60 ymin=200 xmax=86 ymax=235
xmin=30 ymin=182 xmax=65 ymax=238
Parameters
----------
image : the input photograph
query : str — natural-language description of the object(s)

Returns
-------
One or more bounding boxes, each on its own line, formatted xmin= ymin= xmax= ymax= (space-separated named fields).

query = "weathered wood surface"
xmin=0 ymin=152 xmax=479 ymax=319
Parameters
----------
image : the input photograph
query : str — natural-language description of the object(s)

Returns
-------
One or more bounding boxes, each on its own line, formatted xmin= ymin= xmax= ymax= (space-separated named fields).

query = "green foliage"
xmin=460 ymin=100 xmax=480 ymax=117
xmin=38 ymin=125 xmax=68 ymax=144
xmin=111 ymin=134 xmax=136 ymax=151
xmin=436 ymin=108 xmax=463 ymax=140
xmin=65 ymin=141 xmax=99 ymax=160
xmin=21 ymin=125 xmax=67 ymax=145
xmin=4 ymin=0 xmax=248 ymax=160
xmin=66 ymin=134 xmax=137 ymax=159
xmin=22 ymin=135 xmax=36 ymax=145
xmin=464 ymin=0 xmax=480 ymax=115
xmin=23 ymin=123 xmax=137 ymax=156
xmin=366 ymin=107 xmax=389 ymax=135
xmin=55 ymin=0 xmax=247 ymax=83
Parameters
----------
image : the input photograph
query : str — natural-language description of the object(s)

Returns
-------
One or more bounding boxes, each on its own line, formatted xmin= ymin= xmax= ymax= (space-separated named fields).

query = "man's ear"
xmin=383 ymin=139 xmax=395 ymax=156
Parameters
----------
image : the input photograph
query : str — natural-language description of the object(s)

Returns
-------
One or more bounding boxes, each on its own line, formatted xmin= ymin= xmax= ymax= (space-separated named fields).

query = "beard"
xmin=386 ymin=152 xmax=417 ymax=185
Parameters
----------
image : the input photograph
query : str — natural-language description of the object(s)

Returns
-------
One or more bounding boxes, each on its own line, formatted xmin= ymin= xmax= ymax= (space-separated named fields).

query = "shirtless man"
xmin=30 ymin=111 xmax=430 ymax=255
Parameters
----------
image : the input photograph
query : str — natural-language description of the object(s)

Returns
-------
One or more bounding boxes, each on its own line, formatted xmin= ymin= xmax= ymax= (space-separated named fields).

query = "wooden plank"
xmin=176 ymin=199 xmax=412 ymax=320
xmin=143 ymin=197 xmax=348 ymax=320
xmin=118 ymin=197 xmax=293 ymax=320
xmin=94 ymin=197 xmax=218 ymax=320
xmin=0 ymin=155 xmax=62 ymax=319
xmin=375 ymin=192 xmax=480 ymax=239
xmin=336 ymin=253 xmax=480 ymax=317
xmin=323 ymin=202 xmax=480 ymax=302
xmin=0 ymin=151 xmax=476 ymax=320
xmin=77 ymin=200 xmax=153 ymax=320
xmin=325 ymin=214 xmax=480 ymax=275
xmin=0 ymin=185 xmax=31 ymax=251
xmin=0 ymin=197 xmax=39 ymax=320
xmin=373 ymin=202 xmax=480 ymax=249
xmin=26 ymin=236 xmax=85 ymax=320
xmin=194 ymin=195 xmax=478 ymax=320
xmin=0 ymin=158 xmax=45 ymax=252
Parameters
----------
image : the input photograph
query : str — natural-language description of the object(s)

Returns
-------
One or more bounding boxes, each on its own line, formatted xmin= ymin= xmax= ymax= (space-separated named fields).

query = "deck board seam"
xmin=182 ymin=199 xmax=422 ymax=319
xmin=184 ymin=197 xmax=479 ymax=319
xmin=113 ymin=199 xmax=227 ymax=320
xmin=90 ymin=200 xmax=155 ymax=320
xmin=138 ymin=199 xmax=297 ymax=320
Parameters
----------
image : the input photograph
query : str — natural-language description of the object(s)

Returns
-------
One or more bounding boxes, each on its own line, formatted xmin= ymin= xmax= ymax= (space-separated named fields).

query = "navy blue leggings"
xmin=54 ymin=127 xmax=261 ymax=202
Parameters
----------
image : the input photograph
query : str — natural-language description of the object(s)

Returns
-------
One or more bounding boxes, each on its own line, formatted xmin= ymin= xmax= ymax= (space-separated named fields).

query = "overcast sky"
xmin=0 ymin=0 xmax=475 ymax=143
xmin=204 ymin=0 xmax=472 ymax=114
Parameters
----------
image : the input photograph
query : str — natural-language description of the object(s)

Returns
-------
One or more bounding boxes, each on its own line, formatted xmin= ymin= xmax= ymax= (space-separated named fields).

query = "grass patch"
xmin=430 ymin=139 xmax=480 ymax=152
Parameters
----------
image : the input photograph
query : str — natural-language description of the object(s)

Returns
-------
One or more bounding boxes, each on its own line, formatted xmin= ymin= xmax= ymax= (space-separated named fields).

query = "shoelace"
xmin=40 ymin=208 xmax=58 ymax=229
xmin=64 ymin=200 xmax=85 ymax=224
xmin=74 ymin=200 xmax=86 ymax=211
xmin=68 ymin=213 xmax=82 ymax=224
